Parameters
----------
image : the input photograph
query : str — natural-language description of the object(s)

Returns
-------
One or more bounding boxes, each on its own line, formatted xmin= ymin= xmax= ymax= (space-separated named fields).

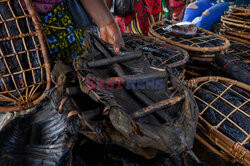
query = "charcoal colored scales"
xmin=0 ymin=0 xmax=50 ymax=112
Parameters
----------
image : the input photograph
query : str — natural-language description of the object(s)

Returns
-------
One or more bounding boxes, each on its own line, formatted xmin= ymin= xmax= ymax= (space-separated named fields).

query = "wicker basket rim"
xmin=223 ymin=30 xmax=250 ymax=40
xmin=149 ymin=21 xmax=231 ymax=52
xmin=221 ymin=24 xmax=250 ymax=35
xmin=188 ymin=76 xmax=250 ymax=165
xmin=221 ymin=17 xmax=250 ymax=30
xmin=122 ymin=33 xmax=189 ymax=68
xmin=229 ymin=6 xmax=250 ymax=13
xmin=221 ymin=35 xmax=250 ymax=45
xmin=228 ymin=12 xmax=250 ymax=17
xmin=221 ymin=15 xmax=250 ymax=25
xmin=198 ymin=117 xmax=250 ymax=165
xmin=188 ymin=76 xmax=250 ymax=90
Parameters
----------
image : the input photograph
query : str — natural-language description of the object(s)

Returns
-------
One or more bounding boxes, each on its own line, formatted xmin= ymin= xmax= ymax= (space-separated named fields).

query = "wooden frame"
xmin=229 ymin=6 xmax=250 ymax=17
xmin=0 ymin=0 xmax=51 ymax=112
xmin=188 ymin=76 xmax=250 ymax=165
xmin=122 ymin=33 xmax=189 ymax=69
xmin=149 ymin=21 xmax=230 ymax=53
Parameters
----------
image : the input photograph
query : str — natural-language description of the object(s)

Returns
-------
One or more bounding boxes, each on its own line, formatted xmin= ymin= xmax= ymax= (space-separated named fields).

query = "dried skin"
xmin=0 ymin=87 xmax=79 ymax=166
xmin=74 ymin=33 xmax=199 ymax=159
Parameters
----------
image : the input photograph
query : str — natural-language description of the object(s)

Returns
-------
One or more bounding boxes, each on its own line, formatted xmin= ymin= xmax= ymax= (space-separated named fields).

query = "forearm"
xmin=80 ymin=0 xmax=114 ymax=27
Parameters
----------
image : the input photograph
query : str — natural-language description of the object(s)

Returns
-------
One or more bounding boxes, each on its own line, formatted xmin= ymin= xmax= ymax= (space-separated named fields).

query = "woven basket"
xmin=226 ymin=38 xmax=250 ymax=63
xmin=222 ymin=34 xmax=250 ymax=45
xmin=122 ymin=33 xmax=188 ymax=80
xmin=229 ymin=6 xmax=250 ymax=17
xmin=221 ymin=15 xmax=250 ymax=30
xmin=221 ymin=26 xmax=250 ymax=41
xmin=149 ymin=21 xmax=230 ymax=53
xmin=0 ymin=0 xmax=50 ymax=112
xmin=221 ymin=21 xmax=250 ymax=40
xmin=188 ymin=76 xmax=250 ymax=165
xmin=220 ymin=6 xmax=250 ymax=42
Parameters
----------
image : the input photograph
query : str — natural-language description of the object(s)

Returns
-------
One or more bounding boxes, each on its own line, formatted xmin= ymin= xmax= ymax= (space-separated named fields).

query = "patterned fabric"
xmin=115 ymin=0 xmax=163 ymax=35
xmin=41 ymin=2 xmax=86 ymax=64
xmin=21 ymin=0 xmax=63 ymax=14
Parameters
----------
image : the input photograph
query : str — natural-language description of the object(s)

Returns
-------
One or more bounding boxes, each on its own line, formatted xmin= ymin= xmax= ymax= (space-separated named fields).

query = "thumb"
xmin=113 ymin=43 xmax=120 ymax=53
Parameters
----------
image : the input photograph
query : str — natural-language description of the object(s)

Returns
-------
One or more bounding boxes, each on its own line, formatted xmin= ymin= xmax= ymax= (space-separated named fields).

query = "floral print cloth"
xmin=41 ymin=2 xmax=86 ymax=64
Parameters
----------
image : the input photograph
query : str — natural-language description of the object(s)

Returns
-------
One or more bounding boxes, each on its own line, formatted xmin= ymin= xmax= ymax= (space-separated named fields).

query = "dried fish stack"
xmin=122 ymin=33 xmax=189 ymax=80
xmin=149 ymin=21 xmax=230 ymax=78
xmin=188 ymin=76 xmax=250 ymax=165
xmin=221 ymin=6 xmax=250 ymax=43
xmin=0 ymin=0 xmax=50 ymax=112
xmin=215 ymin=39 xmax=250 ymax=85
xmin=0 ymin=87 xmax=78 ymax=166
xmin=74 ymin=33 xmax=199 ymax=159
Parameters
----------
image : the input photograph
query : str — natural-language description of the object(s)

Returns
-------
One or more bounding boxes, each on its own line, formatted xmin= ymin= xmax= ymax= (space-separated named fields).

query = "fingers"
xmin=120 ymin=39 xmax=125 ymax=49
xmin=99 ymin=21 xmax=125 ymax=53
xmin=112 ymin=29 xmax=125 ymax=53
xmin=113 ymin=37 xmax=125 ymax=53
xmin=113 ymin=44 xmax=120 ymax=53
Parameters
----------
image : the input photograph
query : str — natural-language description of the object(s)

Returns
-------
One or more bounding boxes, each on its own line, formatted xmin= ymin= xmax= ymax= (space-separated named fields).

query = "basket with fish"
xmin=221 ymin=6 xmax=250 ymax=42
xmin=188 ymin=76 xmax=250 ymax=165
xmin=121 ymin=33 xmax=189 ymax=80
xmin=149 ymin=21 xmax=230 ymax=63
xmin=74 ymin=33 xmax=199 ymax=159
xmin=0 ymin=0 xmax=51 ymax=112
xmin=215 ymin=38 xmax=250 ymax=85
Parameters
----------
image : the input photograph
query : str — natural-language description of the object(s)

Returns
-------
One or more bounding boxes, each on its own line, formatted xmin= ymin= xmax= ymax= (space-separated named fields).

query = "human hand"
xmin=99 ymin=21 xmax=125 ymax=53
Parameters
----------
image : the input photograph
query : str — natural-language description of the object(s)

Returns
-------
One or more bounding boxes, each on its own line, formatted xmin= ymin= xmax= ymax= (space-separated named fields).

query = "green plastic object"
xmin=162 ymin=0 xmax=169 ymax=19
